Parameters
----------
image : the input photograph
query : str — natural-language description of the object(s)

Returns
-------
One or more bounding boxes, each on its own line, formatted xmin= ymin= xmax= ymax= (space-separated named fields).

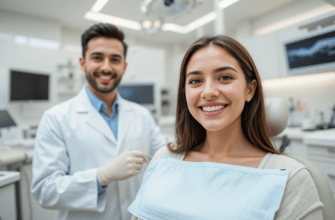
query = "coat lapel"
xmin=117 ymin=94 xmax=134 ymax=152
xmin=75 ymin=86 xmax=117 ymax=144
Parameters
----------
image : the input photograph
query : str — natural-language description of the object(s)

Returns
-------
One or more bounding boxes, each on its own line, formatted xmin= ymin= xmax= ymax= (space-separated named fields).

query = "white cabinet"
xmin=0 ymin=184 xmax=17 ymax=220
xmin=20 ymin=164 xmax=57 ymax=220
xmin=0 ymin=171 xmax=20 ymax=220
xmin=307 ymin=145 xmax=335 ymax=199
xmin=274 ymin=128 xmax=335 ymax=199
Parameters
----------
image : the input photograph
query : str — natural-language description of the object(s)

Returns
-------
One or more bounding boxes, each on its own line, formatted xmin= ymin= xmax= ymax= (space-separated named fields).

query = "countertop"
xmin=0 ymin=139 xmax=35 ymax=165
xmin=275 ymin=127 xmax=335 ymax=147
xmin=0 ymin=171 xmax=20 ymax=188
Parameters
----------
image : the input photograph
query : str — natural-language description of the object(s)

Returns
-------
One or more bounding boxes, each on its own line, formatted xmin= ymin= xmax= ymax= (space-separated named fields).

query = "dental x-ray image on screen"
xmin=284 ymin=26 xmax=335 ymax=75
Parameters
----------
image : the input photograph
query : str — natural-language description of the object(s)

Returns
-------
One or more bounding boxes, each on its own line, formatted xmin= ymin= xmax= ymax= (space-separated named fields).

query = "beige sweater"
xmin=131 ymin=146 xmax=324 ymax=220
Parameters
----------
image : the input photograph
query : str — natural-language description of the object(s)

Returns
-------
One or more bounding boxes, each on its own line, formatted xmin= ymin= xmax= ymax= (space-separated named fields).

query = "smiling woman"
xmin=174 ymin=35 xmax=276 ymax=158
xmin=128 ymin=35 xmax=323 ymax=220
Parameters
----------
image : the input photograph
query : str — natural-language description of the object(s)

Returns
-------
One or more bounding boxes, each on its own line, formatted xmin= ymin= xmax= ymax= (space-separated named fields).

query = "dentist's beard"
xmin=86 ymin=70 xmax=122 ymax=94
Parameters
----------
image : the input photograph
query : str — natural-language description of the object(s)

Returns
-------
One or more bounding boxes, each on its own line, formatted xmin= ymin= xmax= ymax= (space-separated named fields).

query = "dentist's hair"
xmin=170 ymin=35 xmax=279 ymax=155
xmin=81 ymin=23 xmax=128 ymax=59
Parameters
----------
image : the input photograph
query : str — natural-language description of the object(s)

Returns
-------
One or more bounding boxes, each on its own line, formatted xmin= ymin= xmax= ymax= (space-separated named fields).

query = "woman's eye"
xmin=189 ymin=79 xmax=201 ymax=84
xmin=220 ymin=75 xmax=232 ymax=81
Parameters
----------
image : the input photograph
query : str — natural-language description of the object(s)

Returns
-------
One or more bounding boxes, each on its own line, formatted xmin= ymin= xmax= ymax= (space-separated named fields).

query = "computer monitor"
xmin=10 ymin=69 xmax=50 ymax=101
xmin=284 ymin=25 xmax=335 ymax=75
xmin=117 ymin=81 xmax=160 ymax=119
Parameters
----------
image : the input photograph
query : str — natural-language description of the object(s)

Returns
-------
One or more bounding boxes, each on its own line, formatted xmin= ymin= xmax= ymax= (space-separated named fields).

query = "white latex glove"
xmin=97 ymin=150 xmax=148 ymax=186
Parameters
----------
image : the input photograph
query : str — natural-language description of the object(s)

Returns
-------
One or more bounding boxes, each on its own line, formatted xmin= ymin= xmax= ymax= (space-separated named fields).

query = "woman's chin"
xmin=201 ymin=123 xmax=227 ymax=132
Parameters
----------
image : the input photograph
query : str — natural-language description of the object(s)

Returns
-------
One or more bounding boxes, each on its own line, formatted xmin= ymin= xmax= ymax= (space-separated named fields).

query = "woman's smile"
xmin=199 ymin=102 xmax=229 ymax=117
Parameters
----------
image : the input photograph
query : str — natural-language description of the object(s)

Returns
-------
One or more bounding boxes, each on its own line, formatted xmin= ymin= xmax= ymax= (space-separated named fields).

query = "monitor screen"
xmin=0 ymin=110 xmax=16 ymax=128
xmin=118 ymin=84 xmax=154 ymax=104
xmin=284 ymin=27 xmax=335 ymax=74
xmin=10 ymin=70 xmax=49 ymax=101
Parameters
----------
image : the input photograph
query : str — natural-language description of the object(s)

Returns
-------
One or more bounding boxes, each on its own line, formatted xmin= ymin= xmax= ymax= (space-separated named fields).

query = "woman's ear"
xmin=246 ymin=79 xmax=257 ymax=101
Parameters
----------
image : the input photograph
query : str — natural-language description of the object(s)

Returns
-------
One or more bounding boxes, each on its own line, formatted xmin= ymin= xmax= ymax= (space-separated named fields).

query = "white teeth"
xmin=202 ymin=105 xmax=226 ymax=112
xmin=99 ymin=75 xmax=112 ymax=80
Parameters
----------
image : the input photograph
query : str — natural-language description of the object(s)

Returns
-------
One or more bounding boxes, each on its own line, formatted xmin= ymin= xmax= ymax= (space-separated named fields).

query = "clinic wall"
xmin=164 ymin=43 xmax=189 ymax=116
xmin=0 ymin=11 xmax=167 ymax=124
xmin=231 ymin=0 xmax=335 ymax=125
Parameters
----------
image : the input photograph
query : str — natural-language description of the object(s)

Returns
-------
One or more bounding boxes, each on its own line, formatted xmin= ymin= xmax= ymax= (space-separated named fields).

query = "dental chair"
xmin=265 ymin=97 xmax=335 ymax=220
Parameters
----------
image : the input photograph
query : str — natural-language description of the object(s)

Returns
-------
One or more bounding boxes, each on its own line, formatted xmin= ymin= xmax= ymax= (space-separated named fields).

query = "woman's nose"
xmin=200 ymin=81 xmax=219 ymax=99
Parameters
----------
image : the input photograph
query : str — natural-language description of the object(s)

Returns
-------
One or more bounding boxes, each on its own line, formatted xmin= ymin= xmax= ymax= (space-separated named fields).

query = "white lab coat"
xmin=31 ymin=86 xmax=167 ymax=220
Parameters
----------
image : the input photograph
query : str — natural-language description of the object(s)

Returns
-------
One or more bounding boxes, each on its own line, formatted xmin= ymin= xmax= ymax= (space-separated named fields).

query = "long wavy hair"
xmin=168 ymin=35 xmax=279 ymax=155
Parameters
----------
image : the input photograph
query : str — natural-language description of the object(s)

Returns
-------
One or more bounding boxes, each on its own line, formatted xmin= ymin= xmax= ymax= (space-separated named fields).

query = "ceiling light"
xmin=153 ymin=20 xmax=161 ymax=28
xmin=184 ymin=11 xmax=217 ymax=33
xmin=14 ymin=35 xmax=28 ymax=45
xmin=91 ymin=0 xmax=109 ymax=13
xmin=84 ymin=11 xmax=142 ymax=31
xmin=0 ymin=32 xmax=12 ymax=41
xmin=162 ymin=23 xmax=186 ymax=34
xmin=162 ymin=11 xmax=217 ymax=34
xmin=218 ymin=0 xmax=239 ymax=9
xmin=254 ymin=5 xmax=335 ymax=36
xmin=29 ymin=37 xmax=60 ymax=50
xmin=142 ymin=20 xmax=152 ymax=29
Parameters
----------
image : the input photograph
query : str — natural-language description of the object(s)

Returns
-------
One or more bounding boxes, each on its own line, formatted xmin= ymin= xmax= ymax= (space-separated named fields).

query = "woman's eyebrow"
xmin=186 ymin=66 xmax=237 ymax=78
xmin=213 ymin=66 xmax=237 ymax=73
xmin=186 ymin=70 xmax=201 ymax=78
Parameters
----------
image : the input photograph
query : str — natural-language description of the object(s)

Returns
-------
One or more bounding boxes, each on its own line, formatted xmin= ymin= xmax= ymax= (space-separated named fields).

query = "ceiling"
xmin=0 ymin=0 xmax=301 ymax=45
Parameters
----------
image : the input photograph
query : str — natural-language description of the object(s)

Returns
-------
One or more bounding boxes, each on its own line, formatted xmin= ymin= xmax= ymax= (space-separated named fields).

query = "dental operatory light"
xmin=153 ymin=20 xmax=161 ymax=28
xmin=142 ymin=19 xmax=163 ymax=35
xmin=85 ymin=0 xmax=241 ymax=34
xmin=162 ymin=11 xmax=217 ymax=34
xmin=142 ymin=20 xmax=152 ymax=29
xmin=141 ymin=0 xmax=201 ymax=17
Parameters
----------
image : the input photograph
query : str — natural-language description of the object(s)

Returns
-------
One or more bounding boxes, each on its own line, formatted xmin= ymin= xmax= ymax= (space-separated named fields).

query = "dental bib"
xmin=128 ymin=155 xmax=289 ymax=220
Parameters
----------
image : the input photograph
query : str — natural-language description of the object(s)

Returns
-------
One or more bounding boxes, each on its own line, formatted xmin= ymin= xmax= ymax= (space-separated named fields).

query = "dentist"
xmin=31 ymin=23 xmax=167 ymax=220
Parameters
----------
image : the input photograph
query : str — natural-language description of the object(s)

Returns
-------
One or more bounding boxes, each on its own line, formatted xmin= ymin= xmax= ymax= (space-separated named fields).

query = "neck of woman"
xmin=199 ymin=118 xmax=257 ymax=159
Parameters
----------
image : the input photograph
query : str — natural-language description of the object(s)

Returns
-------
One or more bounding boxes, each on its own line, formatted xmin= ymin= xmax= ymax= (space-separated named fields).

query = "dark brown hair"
xmin=81 ymin=23 xmax=128 ymax=59
xmin=168 ymin=35 xmax=279 ymax=155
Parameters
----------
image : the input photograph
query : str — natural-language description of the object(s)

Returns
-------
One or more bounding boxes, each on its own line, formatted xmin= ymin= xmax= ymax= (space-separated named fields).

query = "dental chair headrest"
xmin=264 ymin=97 xmax=289 ymax=137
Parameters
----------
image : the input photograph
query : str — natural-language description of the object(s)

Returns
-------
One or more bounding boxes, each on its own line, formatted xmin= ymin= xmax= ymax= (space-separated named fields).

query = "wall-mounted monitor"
xmin=118 ymin=81 xmax=160 ymax=120
xmin=10 ymin=69 xmax=50 ymax=101
xmin=284 ymin=25 xmax=335 ymax=75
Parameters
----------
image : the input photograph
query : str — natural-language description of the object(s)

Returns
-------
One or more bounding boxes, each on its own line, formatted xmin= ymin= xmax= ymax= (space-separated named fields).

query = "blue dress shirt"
xmin=86 ymin=87 xmax=119 ymax=195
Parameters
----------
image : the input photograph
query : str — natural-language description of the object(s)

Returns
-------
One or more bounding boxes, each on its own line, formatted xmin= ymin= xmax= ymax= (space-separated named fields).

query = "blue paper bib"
xmin=129 ymin=155 xmax=289 ymax=220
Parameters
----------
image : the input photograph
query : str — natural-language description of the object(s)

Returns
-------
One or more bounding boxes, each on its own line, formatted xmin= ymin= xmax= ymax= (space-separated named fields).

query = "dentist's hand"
xmin=97 ymin=150 xmax=148 ymax=186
